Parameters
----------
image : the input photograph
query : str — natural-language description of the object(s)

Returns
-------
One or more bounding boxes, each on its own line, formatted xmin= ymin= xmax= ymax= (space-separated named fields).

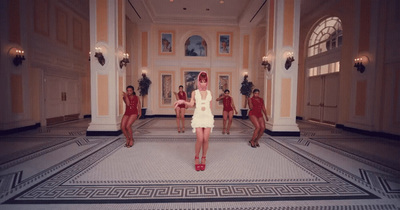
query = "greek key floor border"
xmin=2 ymin=136 xmax=380 ymax=204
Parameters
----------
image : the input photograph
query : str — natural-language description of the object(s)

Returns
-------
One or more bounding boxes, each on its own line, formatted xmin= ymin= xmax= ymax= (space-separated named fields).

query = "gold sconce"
xmin=261 ymin=56 xmax=271 ymax=71
xmin=119 ymin=53 xmax=130 ymax=69
xmin=354 ymin=57 xmax=365 ymax=73
xmin=94 ymin=47 xmax=105 ymax=66
xmin=284 ymin=52 xmax=295 ymax=70
xmin=13 ymin=49 xmax=25 ymax=66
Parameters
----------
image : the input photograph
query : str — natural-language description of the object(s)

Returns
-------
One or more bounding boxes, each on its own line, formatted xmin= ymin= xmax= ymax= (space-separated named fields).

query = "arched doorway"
xmin=305 ymin=17 xmax=342 ymax=124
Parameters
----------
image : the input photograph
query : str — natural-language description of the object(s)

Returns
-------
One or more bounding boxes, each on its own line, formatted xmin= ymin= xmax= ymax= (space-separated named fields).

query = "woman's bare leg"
xmin=255 ymin=117 xmax=265 ymax=145
xmin=201 ymin=128 xmax=211 ymax=165
xmin=175 ymin=107 xmax=181 ymax=132
xmin=121 ymin=115 xmax=130 ymax=145
xmin=222 ymin=111 xmax=228 ymax=134
xmin=249 ymin=115 xmax=260 ymax=147
xmin=180 ymin=108 xmax=185 ymax=132
xmin=195 ymin=128 xmax=205 ymax=165
xmin=226 ymin=111 xmax=233 ymax=134
xmin=126 ymin=114 xmax=138 ymax=146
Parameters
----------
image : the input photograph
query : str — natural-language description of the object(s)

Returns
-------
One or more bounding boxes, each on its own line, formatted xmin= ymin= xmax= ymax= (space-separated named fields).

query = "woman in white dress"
xmin=174 ymin=71 xmax=214 ymax=171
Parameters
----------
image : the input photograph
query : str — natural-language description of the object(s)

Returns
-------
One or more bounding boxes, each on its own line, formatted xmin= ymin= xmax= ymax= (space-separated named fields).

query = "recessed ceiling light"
xmin=169 ymin=0 xmax=173 ymax=2
xmin=220 ymin=0 xmax=224 ymax=4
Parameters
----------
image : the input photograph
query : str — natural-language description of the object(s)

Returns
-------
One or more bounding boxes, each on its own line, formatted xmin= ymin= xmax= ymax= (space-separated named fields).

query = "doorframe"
xmin=304 ymin=49 xmax=341 ymax=124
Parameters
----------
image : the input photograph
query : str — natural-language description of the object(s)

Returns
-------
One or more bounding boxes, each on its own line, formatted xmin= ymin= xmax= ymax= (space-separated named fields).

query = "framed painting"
xmin=159 ymin=71 xmax=174 ymax=106
xmin=181 ymin=68 xmax=210 ymax=100
xmin=217 ymin=32 xmax=233 ymax=57
xmin=159 ymin=31 xmax=175 ymax=55
xmin=216 ymin=72 xmax=232 ymax=106
xmin=184 ymin=35 xmax=207 ymax=57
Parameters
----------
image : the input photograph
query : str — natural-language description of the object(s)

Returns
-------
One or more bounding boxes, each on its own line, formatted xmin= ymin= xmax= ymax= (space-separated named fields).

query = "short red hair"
xmin=199 ymin=72 xmax=208 ymax=83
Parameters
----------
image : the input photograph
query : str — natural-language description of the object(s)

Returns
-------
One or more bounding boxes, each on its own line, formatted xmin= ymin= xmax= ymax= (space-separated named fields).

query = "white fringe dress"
xmin=191 ymin=89 xmax=214 ymax=133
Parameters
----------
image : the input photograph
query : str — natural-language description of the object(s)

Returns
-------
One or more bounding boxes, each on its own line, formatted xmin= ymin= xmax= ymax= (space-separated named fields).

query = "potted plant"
xmin=239 ymin=75 xmax=253 ymax=119
xmin=138 ymin=73 xmax=152 ymax=118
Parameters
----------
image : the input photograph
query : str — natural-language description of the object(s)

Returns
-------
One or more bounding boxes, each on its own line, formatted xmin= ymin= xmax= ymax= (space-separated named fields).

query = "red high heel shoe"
xmin=200 ymin=156 xmax=206 ymax=171
xmin=195 ymin=156 xmax=201 ymax=171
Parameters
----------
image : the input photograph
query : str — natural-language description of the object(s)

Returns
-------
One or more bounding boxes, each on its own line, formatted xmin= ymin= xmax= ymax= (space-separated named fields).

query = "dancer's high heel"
xmin=127 ymin=138 xmax=134 ymax=148
xmin=249 ymin=140 xmax=256 ymax=148
xmin=200 ymin=156 xmax=206 ymax=171
xmin=195 ymin=156 xmax=201 ymax=171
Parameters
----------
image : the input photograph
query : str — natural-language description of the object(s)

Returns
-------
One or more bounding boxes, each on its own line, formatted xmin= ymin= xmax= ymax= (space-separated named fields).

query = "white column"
xmin=87 ymin=0 xmax=126 ymax=135
xmin=264 ymin=0 xmax=300 ymax=136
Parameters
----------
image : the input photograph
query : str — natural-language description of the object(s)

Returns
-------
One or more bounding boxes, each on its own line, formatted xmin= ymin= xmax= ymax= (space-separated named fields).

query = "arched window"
xmin=308 ymin=17 xmax=342 ymax=57
xmin=184 ymin=35 xmax=207 ymax=57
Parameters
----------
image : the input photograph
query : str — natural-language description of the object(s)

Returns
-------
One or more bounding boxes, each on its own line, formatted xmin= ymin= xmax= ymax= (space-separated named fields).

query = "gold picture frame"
xmin=180 ymin=68 xmax=210 ymax=100
xmin=216 ymin=72 xmax=232 ymax=107
xmin=159 ymin=31 xmax=175 ymax=55
xmin=159 ymin=71 xmax=175 ymax=107
xmin=217 ymin=32 xmax=233 ymax=57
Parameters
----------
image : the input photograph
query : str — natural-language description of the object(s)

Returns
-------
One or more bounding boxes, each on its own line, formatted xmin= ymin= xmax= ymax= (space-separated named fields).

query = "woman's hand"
xmin=174 ymin=100 xmax=186 ymax=109
xmin=122 ymin=91 xmax=127 ymax=98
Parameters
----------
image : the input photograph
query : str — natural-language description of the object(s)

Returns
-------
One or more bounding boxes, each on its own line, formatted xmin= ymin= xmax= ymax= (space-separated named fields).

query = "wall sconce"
xmin=13 ymin=49 xmax=25 ymax=66
xmin=354 ymin=57 xmax=365 ymax=73
xmin=141 ymin=69 xmax=147 ymax=77
xmin=261 ymin=56 xmax=271 ymax=71
xmin=94 ymin=47 xmax=105 ymax=66
xmin=285 ymin=52 xmax=295 ymax=70
xmin=119 ymin=53 xmax=130 ymax=69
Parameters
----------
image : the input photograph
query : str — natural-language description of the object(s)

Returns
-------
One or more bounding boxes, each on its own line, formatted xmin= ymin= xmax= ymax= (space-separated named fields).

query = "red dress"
xmin=124 ymin=95 xmax=139 ymax=116
xmin=177 ymin=91 xmax=187 ymax=108
xmin=222 ymin=96 xmax=233 ymax=112
xmin=248 ymin=97 xmax=264 ymax=118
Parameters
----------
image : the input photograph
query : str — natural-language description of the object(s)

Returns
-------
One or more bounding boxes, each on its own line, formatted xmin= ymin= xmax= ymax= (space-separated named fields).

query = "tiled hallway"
xmin=0 ymin=118 xmax=399 ymax=209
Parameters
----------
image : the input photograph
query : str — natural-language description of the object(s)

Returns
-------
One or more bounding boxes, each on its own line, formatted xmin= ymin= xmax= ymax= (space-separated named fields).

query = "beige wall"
xmin=297 ymin=0 xmax=400 ymax=135
xmin=131 ymin=24 xmax=256 ymax=115
xmin=0 ymin=0 xmax=90 ymax=131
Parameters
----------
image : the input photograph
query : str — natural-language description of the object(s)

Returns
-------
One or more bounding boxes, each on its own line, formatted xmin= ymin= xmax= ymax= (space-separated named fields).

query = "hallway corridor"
xmin=0 ymin=118 xmax=399 ymax=209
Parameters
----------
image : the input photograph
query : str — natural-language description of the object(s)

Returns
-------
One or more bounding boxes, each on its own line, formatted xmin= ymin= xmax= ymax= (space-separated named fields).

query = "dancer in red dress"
xmin=121 ymin=86 xmax=141 ymax=148
xmin=216 ymin=89 xmax=238 ymax=134
xmin=248 ymin=89 xmax=268 ymax=148
xmin=173 ymin=85 xmax=187 ymax=133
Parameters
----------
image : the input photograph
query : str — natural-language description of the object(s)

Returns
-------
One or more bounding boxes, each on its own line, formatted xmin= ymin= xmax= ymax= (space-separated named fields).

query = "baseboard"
xmin=0 ymin=123 xmax=41 ymax=135
xmin=264 ymin=129 xmax=300 ymax=136
xmin=86 ymin=130 xmax=122 ymax=136
xmin=336 ymin=124 xmax=400 ymax=140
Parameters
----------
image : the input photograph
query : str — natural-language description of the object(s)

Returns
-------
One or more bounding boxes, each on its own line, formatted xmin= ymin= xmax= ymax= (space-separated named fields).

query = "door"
xmin=45 ymin=75 xmax=80 ymax=125
xmin=307 ymin=73 xmax=339 ymax=124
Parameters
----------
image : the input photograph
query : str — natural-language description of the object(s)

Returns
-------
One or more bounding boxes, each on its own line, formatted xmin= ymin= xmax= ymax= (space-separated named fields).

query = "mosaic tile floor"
xmin=0 ymin=118 xmax=399 ymax=209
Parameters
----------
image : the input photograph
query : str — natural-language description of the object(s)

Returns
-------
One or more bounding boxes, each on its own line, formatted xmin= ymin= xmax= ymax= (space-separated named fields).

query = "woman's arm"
xmin=174 ymin=91 xmax=195 ymax=109
xmin=173 ymin=91 xmax=179 ymax=100
xmin=216 ymin=94 xmax=224 ymax=101
xmin=137 ymin=96 xmax=142 ymax=118
xmin=248 ymin=96 xmax=253 ymax=110
xmin=231 ymin=97 xmax=238 ymax=114
xmin=186 ymin=91 xmax=195 ymax=107
xmin=261 ymin=99 xmax=268 ymax=121
xmin=122 ymin=92 xmax=130 ymax=106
